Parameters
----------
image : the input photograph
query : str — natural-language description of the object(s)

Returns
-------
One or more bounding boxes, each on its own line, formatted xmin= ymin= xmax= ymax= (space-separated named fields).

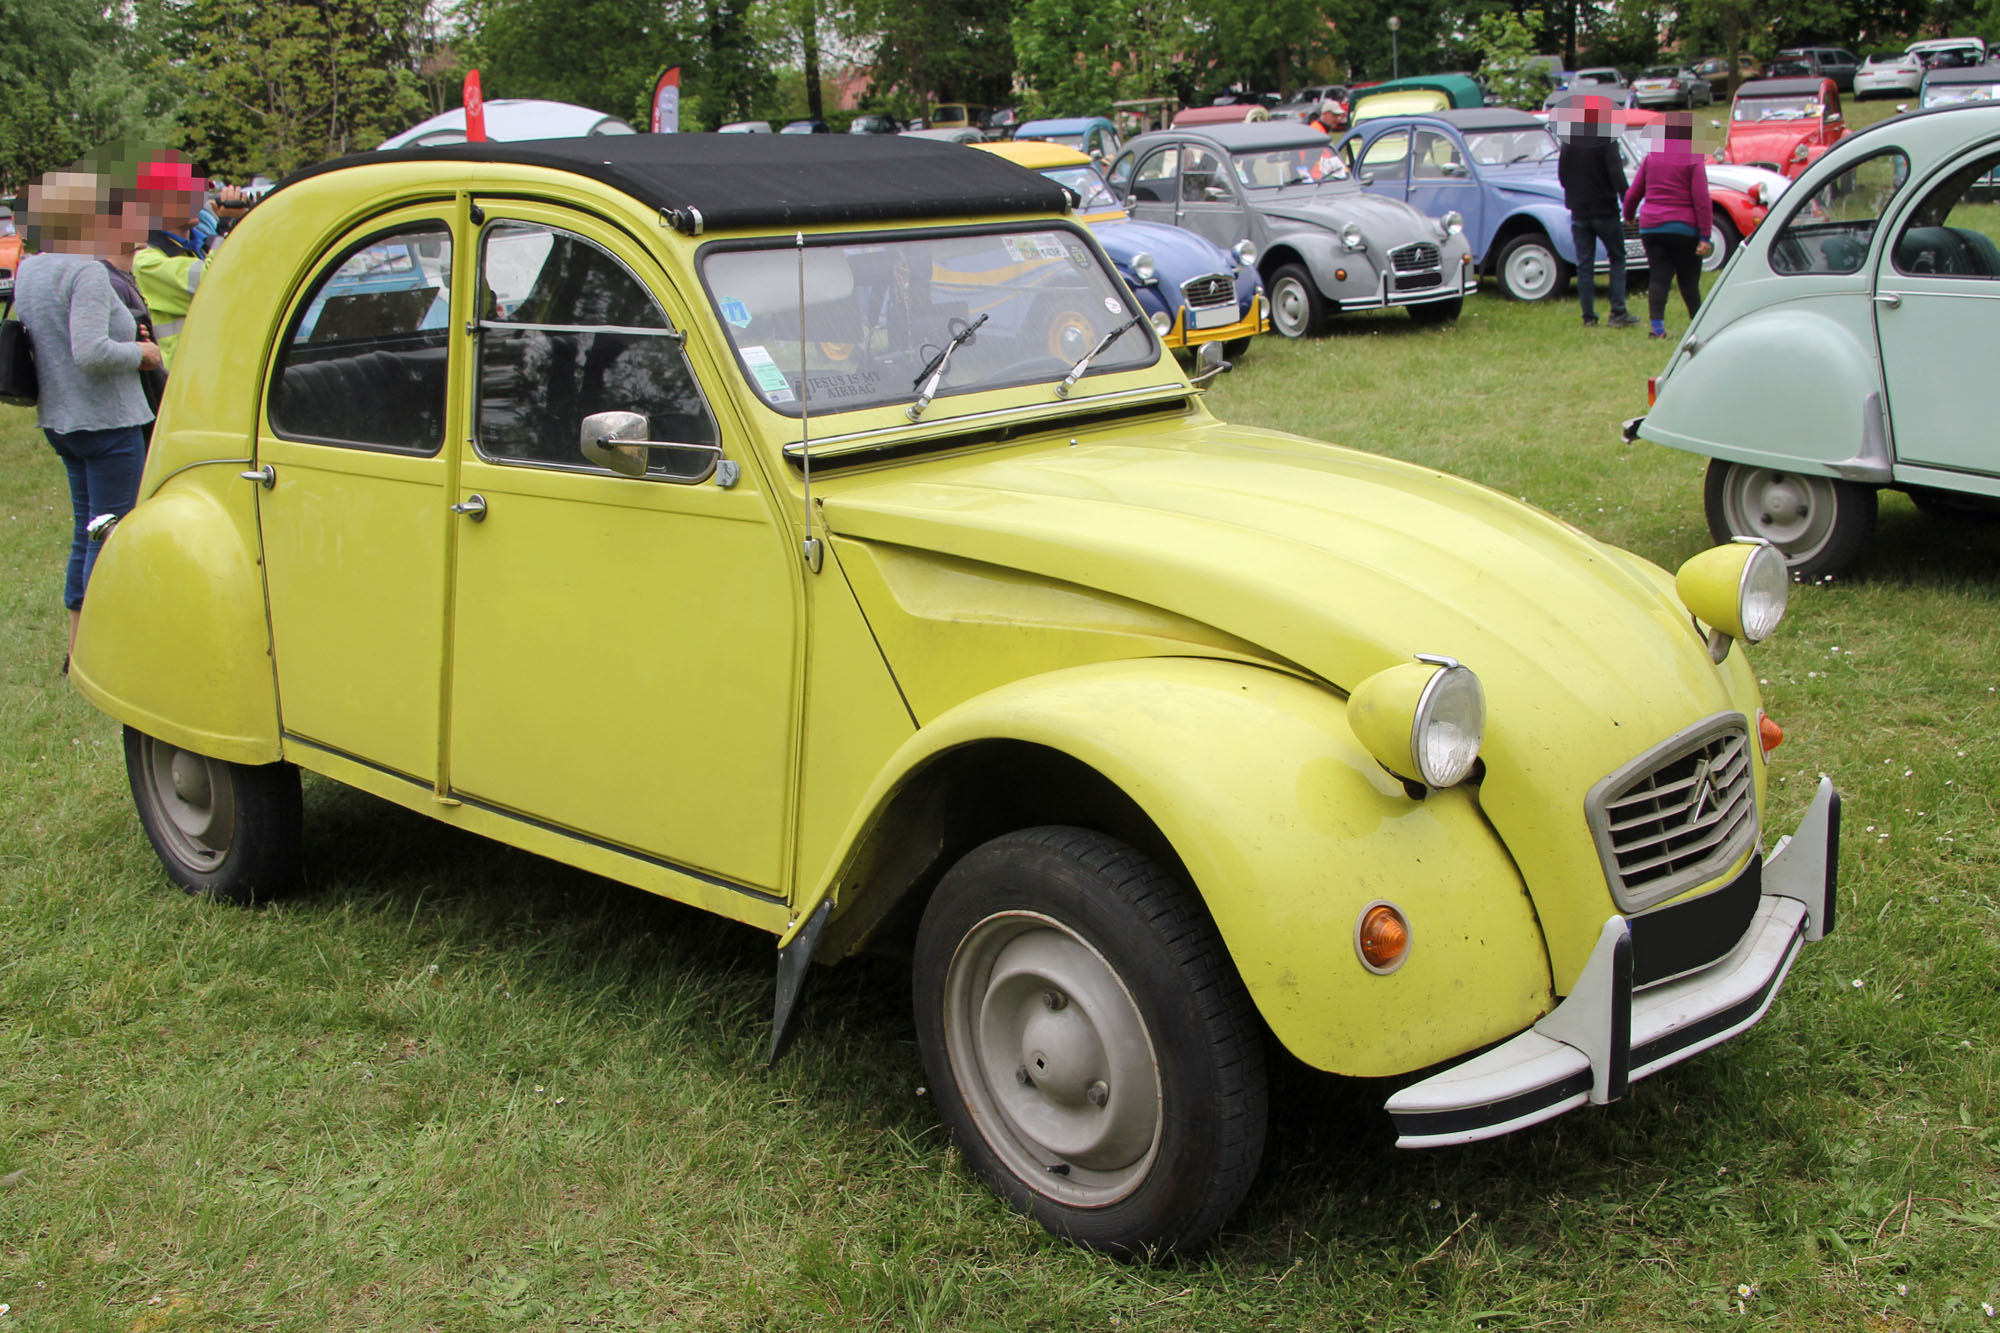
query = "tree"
xmin=0 ymin=0 xmax=154 ymax=189
xmin=1473 ymin=7 xmax=1549 ymax=108
xmin=848 ymin=0 xmax=1015 ymax=105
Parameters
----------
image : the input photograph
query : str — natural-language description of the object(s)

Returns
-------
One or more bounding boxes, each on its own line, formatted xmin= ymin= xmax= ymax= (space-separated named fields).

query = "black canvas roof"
xmin=1734 ymin=77 xmax=1835 ymax=97
xmin=281 ymin=133 xmax=1072 ymax=235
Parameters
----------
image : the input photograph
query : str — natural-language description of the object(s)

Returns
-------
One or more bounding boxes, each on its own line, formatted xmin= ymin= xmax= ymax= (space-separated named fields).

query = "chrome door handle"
xmin=450 ymin=493 xmax=488 ymax=521
xmin=1873 ymin=293 xmax=1902 ymax=308
xmin=239 ymin=464 xmax=275 ymax=489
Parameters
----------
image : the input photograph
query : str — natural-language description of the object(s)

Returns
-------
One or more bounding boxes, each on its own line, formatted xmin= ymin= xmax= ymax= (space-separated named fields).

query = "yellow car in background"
xmin=72 ymin=132 xmax=1838 ymax=1256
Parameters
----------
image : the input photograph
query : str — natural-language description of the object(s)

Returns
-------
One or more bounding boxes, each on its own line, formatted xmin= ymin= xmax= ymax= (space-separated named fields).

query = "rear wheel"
xmin=912 ymin=826 xmax=1268 ymax=1256
xmin=124 ymin=727 xmax=302 ymax=903
xmin=1704 ymin=459 xmax=1877 ymax=582
xmin=1496 ymin=233 xmax=1570 ymax=301
xmin=1266 ymin=263 xmax=1327 ymax=338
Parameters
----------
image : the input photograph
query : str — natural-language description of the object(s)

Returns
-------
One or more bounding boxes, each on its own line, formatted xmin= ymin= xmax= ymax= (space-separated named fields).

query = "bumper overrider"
xmin=1386 ymin=775 xmax=1840 ymax=1148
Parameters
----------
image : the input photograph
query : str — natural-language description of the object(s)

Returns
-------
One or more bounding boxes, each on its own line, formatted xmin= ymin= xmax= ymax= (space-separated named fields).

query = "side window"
xmin=1769 ymin=149 xmax=1910 ymax=275
xmin=1106 ymin=151 xmax=1136 ymax=196
xmin=1131 ymin=148 xmax=1180 ymax=203
xmin=1893 ymin=149 xmax=2000 ymax=278
xmin=476 ymin=222 xmax=719 ymax=478
xmin=268 ymin=223 xmax=452 ymax=453
xmin=1412 ymin=130 xmax=1466 ymax=179
xmin=1362 ymin=129 xmax=1412 ymax=175
xmin=1182 ymin=145 xmax=1231 ymax=201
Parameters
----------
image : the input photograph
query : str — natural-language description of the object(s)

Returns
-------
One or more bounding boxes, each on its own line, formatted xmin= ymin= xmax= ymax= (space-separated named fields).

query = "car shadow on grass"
xmin=1841 ymin=497 xmax=2000 ymax=592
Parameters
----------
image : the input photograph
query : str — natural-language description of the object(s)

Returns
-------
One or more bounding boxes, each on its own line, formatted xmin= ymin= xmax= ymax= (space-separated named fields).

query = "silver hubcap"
xmin=944 ymin=911 xmax=1162 ymax=1208
xmin=142 ymin=737 xmax=234 ymax=870
xmin=1722 ymin=467 xmax=1838 ymax=561
xmin=1271 ymin=276 xmax=1312 ymax=336
xmin=1504 ymin=244 xmax=1558 ymax=300
xmin=1703 ymin=225 xmax=1730 ymax=272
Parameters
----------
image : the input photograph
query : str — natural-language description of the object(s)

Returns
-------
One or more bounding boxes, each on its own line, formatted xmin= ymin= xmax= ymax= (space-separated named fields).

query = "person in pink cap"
xmin=1623 ymin=113 xmax=1713 ymax=337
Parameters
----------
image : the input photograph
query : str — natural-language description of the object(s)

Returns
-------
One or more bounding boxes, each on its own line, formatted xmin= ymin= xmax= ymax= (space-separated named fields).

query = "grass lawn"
xmin=4 ymin=116 xmax=1997 ymax=1327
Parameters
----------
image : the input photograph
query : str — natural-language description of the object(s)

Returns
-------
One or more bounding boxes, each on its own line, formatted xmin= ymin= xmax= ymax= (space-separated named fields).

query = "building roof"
xmin=282 ymin=133 xmax=1069 ymax=235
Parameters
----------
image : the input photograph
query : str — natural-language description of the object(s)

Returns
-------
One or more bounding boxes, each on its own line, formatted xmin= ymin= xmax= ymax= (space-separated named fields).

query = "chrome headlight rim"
xmin=1231 ymin=238 xmax=1258 ymax=267
xmin=1440 ymin=209 xmax=1465 ymax=237
xmin=1410 ymin=654 xmax=1486 ymax=788
xmin=1735 ymin=538 xmax=1789 ymax=644
xmin=1148 ymin=308 xmax=1173 ymax=335
xmin=1340 ymin=221 xmax=1368 ymax=252
xmin=1131 ymin=251 xmax=1158 ymax=284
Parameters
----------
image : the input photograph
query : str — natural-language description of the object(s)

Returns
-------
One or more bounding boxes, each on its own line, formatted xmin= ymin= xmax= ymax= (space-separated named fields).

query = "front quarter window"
xmin=1769 ymin=148 xmax=1909 ymax=275
xmin=701 ymin=226 xmax=1159 ymax=417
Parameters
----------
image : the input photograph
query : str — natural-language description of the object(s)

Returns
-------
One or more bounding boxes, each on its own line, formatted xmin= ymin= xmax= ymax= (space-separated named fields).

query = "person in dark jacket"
xmin=1557 ymin=97 xmax=1637 ymax=328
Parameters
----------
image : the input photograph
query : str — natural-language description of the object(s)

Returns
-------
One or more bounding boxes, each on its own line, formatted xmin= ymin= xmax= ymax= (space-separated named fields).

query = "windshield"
xmin=1465 ymin=127 xmax=1559 ymax=165
xmin=1924 ymin=83 xmax=2000 ymax=106
xmin=1735 ymin=96 xmax=1820 ymax=121
xmin=1230 ymin=145 xmax=1350 ymax=187
xmin=1037 ymin=164 xmax=1123 ymax=210
xmin=701 ymin=226 xmax=1158 ymax=418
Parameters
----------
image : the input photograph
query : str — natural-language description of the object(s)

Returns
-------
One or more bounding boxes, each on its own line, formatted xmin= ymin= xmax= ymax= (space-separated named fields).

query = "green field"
xmin=4 ymin=134 xmax=1998 ymax=1327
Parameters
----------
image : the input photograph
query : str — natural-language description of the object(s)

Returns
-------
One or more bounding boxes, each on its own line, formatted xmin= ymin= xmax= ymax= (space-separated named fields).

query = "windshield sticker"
xmin=719 ymin=296 xmax=752 ymax=329
xmin=1005 ymin=233 xmax=1070 ymax=263
xmin=739 ymin=344 xmax=796 ymax=403
xmin=1104 ymin=296 xmax=1123 ymax=314
xmin=1067 ymin=242 xmax=1093 ymax=270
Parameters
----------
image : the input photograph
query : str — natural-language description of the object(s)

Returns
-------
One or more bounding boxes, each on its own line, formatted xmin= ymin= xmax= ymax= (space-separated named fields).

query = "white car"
xmin=1906 ymin=36 xmax=1989 ymax=64
xmin=377 ymin=100 xmax=636 ymax=149
xmin=1854 ymin=52 xmax=1925 ymax=99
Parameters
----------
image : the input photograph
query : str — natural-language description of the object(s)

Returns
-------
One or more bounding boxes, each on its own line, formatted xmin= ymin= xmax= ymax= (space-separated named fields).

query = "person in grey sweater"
xmin=16 ymin=169 xmax=164 ymax=664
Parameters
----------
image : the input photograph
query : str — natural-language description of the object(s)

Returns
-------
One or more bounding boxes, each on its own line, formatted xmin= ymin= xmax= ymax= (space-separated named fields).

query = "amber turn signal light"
xmin=1356 ymin=902 xmax=1411 ymax=974
xmin=1758 ymin=709 xmax=1784 ymax=756
xmin=1334 ymin=268 xmax=1348 ymax=282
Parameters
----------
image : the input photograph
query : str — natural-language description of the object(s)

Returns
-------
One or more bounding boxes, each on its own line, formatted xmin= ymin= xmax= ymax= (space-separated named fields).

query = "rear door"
xmin=1875 ymin=140 xmax=2000 ymax=478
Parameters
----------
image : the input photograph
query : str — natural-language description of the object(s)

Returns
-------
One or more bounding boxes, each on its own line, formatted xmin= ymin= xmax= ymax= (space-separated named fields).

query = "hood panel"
xmin=1261 ymin=188 xmax=1438 ymax=233
xmin=824 ymin=420 xmax=1750 ymax=984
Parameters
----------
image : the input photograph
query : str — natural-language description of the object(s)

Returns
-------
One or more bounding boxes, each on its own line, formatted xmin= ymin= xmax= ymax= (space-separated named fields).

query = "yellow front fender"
xmin=70 ymin=472 xmax=281 ymax=765
xmin=798 ymin=657 xmax=1554 ymax=1077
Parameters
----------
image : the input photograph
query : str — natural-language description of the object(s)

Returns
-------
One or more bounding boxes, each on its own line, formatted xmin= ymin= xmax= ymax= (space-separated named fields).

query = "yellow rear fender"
xmin=70 ymin=471 xmax=281 ymax=765
xmin=797 ymin=657 xmax=1555 ymax=1076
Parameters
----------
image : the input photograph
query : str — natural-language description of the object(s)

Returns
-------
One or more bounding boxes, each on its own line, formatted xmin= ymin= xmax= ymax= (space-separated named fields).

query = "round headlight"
xmin=1442 ymin=209 xmax=1465 ymax=236
xmin=1348 ymin=656 xmax=1486 ymax=790
xmin=1341 ymin=221 xmax=1367 ymax=251
xmin=1738 ymin=541 xmax=1789 ymax=643
xmin=1411 ymin=661 xmax=1485 ymax=787
xmin=1149 ymin=309 xmax=1172 ymax=334
xmin=1132 ymin=252 xmax=1158 ymax=284
xmin=1232 ymin=238 xmax=1258 ymax=267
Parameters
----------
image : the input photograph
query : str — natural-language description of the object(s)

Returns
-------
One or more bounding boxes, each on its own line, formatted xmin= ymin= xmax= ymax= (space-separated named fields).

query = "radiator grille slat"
xmin=1587 ymin=716 xmax=1758 ymax=912
xmin=1181 ymin=273 xmax=1235 ymax=307
xmin=1390 ymin=242 xmax=1441 ymax=273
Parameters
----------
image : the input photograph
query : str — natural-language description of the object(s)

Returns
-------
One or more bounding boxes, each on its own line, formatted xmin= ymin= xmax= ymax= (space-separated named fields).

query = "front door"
xmin=1175 ymin=144 xmax=1248 ymax=250
xmin=1875 ymin=141 xmax=2000 ymax=478
xmin=1357 ymin=128 xmax=1413 ymax=204
xmin=444 ymin=204 xmax=799 ymax=894
xmin=257 ymin=209 xmax=459 ymax=784
xmin=1407 ymin=128 xmax=1483 ymax=242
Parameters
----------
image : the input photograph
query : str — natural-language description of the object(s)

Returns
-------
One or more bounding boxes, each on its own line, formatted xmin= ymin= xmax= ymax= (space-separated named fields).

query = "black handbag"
xmin=0 ymin=288 xmax=36 ymax=408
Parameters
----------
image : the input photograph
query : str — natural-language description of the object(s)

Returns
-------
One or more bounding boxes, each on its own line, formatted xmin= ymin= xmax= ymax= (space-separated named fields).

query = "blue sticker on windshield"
xmin=720 ymin=297 xmax=752 ymax=328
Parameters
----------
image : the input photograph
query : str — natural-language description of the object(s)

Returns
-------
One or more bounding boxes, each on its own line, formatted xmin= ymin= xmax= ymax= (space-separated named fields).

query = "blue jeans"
xmin=1570 ymin=217 xmax=1629 ymax=321
xmin=45 ymin=426 xmax=146 ymax=611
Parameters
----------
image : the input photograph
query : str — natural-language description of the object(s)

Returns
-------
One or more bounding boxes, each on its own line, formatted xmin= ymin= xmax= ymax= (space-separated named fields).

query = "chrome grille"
xmin=1586 ymin=714 xmax=1758 ymax=912
xmin=1623 ymin=220 xmax=1648 ymax=263
xmin=1181 ymin=273 xmax=1235 ymax=308
xmin=1390 ymin=242 xmax=1441 ymax=273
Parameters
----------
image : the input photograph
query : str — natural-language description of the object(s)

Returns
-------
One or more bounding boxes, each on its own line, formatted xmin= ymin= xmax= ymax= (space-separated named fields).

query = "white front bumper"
xmin=1386 ymin=776 xmax=1840 ymax=1148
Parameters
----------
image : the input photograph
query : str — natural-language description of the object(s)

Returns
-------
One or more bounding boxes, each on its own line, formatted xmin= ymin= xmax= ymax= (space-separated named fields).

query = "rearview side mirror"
xmin=1190 ymin=340 xmax=1233 ymax=387
xmin=580 ymin=410 xmax=730 ymax=485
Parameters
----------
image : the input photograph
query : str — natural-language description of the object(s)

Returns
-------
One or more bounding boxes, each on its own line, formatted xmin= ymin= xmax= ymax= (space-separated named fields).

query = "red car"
xmin=1618 ymin=108 xmax=1784 ymax=268
xmin=1721 ymin=76 xmax=1849 ymax=179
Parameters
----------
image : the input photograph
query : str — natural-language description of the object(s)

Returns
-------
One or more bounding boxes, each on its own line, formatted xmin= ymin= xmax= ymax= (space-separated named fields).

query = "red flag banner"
xmin=464 ymin=69 xmax=487 ymax=142
xmin=651 ymin=67 xmax=681 ymax=133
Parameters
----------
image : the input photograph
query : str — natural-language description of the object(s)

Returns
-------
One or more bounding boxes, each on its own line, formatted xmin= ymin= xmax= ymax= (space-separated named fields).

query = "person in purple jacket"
xmin=1623 ymin=115 xmax=1714 ymax=338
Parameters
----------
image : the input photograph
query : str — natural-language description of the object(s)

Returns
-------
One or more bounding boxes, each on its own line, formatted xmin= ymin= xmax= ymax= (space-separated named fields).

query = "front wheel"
xmin=1266 ymin=263 xmax=1327 ymax=338
xmin=1221 ymin=336 xmax=1253 ymax=360
xmin=913 ymin=826 xmax=1268 ymax=1256
xmin=1407 ymin=296 xmax=1462 ymax=325
xmin=1495 ymin=233 xmax=1570 ymax=301
xmin=124 ymin=727 xmax=303 ymax=903
xmin=1703 ymin=459 xmax=1878 ymax=582
xmin=1702 ymin=216 xmax=1741 ymax=272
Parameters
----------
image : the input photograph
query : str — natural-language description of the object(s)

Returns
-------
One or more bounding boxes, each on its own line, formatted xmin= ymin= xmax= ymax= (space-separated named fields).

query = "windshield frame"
xmin=694 ymin=219 xmax=1165 ymax=422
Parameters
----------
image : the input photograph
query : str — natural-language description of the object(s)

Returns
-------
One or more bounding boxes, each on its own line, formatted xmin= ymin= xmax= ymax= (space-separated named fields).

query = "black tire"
xmin=1702 ymin=215 xmax=1741 ymax=273
xmin=1265 ymin=262 xmax=1327 ymax=338
xmin=1703 ymin=459 xmax=1878 ymax=582
xmin=1221 ymin=336 xmax=1253 ymax=360
xmin=1905 ymin=485 xmax=2000 ymax=519
xmin=124 ymin=726 xmax=303 ymax=903
xmin=912 ymin=826 xmax=1268 ymax=1256
xmin=1495 ymin=232 xmax=1571 ymax=301
xmin=1407 ymin=296 xmax=1462 ymax=324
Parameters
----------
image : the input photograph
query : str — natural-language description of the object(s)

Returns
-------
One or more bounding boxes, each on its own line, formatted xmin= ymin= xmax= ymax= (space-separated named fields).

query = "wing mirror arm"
xmin=1189 ymin=341 xmax=1233 ymax=388
xmin=579 ymin=410 xmax=733 ymax=486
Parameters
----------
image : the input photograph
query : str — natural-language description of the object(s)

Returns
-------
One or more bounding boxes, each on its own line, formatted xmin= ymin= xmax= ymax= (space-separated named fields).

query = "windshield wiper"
xmin=907 ymin=313 xmax=988 ymax=421
xmin=1056 ymin=312 xmax=1144 ymax=398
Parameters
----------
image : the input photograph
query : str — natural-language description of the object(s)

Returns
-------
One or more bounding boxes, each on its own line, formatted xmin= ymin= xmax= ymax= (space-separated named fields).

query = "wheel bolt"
xmin=1086 ymin=1080 xmax=1108 ymax=1106
xmin=1042 ymin=990 xmax=1067 ymax=1011
xmin=1015 ymin=1065 xmax=1033 ymax=1086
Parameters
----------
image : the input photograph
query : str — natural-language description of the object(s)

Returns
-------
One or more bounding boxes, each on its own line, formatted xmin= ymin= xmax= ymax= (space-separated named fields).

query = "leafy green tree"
xmin=847 ymin=0 xmax=1015 ymax=106
xmin=1011 ymin=0 xmax=1122 ymax=115
xmin=0 ymin=0 xmax=154 ymax=189
xmin=1473 ymin=7 xmax=1550 ymax=108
